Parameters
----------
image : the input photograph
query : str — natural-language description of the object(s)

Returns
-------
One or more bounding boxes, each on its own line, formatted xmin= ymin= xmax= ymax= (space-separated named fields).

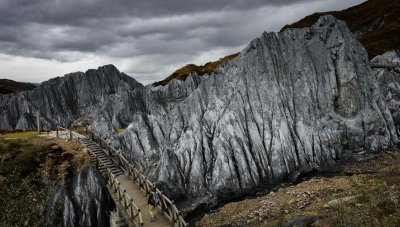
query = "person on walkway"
xmin=148 ymin=187 xmax=160 ymax=222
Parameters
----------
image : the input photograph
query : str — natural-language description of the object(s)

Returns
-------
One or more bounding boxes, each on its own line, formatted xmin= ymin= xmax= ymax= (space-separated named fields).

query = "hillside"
xmin=195 ymin=148 xmax=400 ymax=226
xmin=153 ymin=53 xmax=238 ymax=86
xmin=0 ymin=79 xmax=36 ymax=95
xmin=281 ymin=0 xmax=400 ymax=59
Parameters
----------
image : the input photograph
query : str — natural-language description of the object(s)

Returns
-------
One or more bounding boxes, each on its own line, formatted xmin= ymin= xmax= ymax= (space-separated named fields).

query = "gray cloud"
xmin=0 ymin=0 xmax=365 ymax=85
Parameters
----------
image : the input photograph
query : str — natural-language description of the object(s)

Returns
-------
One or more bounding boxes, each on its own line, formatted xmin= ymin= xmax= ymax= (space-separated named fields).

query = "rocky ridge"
xmin=99 ymin=16 xmax=399 ymax=207
xmin=0 ymin=65 xmax=142 ymax=130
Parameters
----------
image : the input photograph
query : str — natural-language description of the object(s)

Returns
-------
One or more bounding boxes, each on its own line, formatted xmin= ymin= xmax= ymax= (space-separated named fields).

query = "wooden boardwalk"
xmin=54 ymin=127 xmax=187 ymax=227
xmin=79 ymin=137 xmax=171 ymax=226
xmin=117 ymin=175 xmax=170 ymax=226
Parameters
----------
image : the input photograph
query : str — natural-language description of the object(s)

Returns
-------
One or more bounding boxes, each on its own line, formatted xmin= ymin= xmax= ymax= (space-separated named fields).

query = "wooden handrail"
xmin=106 ymin=169 xmax=143 ymax=226
xmin=87 ymin=129 xmax=188 ymax=227
xmin=56 ymin=126 xmax=82 ymax=140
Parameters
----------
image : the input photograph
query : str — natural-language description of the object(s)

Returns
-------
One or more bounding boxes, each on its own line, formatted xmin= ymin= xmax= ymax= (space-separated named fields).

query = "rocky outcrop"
xmin=102 ymin=16 xmax=398 ymax=204
xmin=372 ymin=50 xmax=400 ymax=130
xmin=45 ymin=166 xmax=115 ymax=227
xmin=0 ymin=64 xmax=142 ymax=130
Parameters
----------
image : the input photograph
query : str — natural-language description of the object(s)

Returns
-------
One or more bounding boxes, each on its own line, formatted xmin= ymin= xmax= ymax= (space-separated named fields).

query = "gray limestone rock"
xmin=45 ymin=166 xmax=115 ymax=227
xmin=0 ymin=64 xmax=142 ymax=130
xmin=106 ymin=16 xmax=398 ymax=203
xmin=372 ymin=50 xmax=400 ymax=130
xmin=1 ymin=15 xmax=398 ymax=211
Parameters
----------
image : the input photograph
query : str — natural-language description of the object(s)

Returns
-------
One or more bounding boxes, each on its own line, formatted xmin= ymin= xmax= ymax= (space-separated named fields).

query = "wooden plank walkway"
xmin=54 ymin=127 xmax=187 ymax=227
xmin=80 ymin=137 xmax=125 ymax=177
xmin=117 ymin=175 xmax=170 ymax=226
xmin=79 ymin=136 xmax=170 ymax=226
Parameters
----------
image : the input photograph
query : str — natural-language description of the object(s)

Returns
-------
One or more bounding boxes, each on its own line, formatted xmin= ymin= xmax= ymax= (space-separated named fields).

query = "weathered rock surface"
xmin=372 ymin=50 xmax=400 ymax=130
xmin=0 ymin=64 xmax=142 ymax=130
xmin=45 ymin=166 xmax=115 ymax=227
xmin=1 ymin=15 xmax=398 ymax=212
xmin=104 ymin=16 xmax=398 ymax=204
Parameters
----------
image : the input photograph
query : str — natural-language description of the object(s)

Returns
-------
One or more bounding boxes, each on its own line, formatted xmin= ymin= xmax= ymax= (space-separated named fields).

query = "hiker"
xmin=148 ymin=187 xmax=159 ymax=222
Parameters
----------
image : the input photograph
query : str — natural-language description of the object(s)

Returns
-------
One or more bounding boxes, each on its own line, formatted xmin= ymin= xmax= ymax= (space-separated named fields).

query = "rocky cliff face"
xmin=372 ymin=50 xmax=400 ymax=130
xmin=45 ymin=166 xmax=115 ymax=227
xmin=0 ymin=65 xmax=142 ymax=130
xmin=101 ymin=16 xmax=398 ymax=204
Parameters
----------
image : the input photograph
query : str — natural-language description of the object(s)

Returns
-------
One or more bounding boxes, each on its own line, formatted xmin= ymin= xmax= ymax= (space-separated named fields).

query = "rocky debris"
xmin=195 ymin=144 xmax=400 ymax=226
xmin=0 ymin=64 xmax=143 ymax=130
xmin=45 ymin=166 xmax=115 ymax=227
xmin=323 ymin=195 xmax=357 ymax=208
xmin=284 ymin=215 xmax=324 ymax=227
xmin=101 ymin=15 xmax=399 ymax=206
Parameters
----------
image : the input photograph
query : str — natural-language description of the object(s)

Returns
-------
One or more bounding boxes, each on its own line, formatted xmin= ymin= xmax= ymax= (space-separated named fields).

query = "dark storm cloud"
xmin=0 ymin=0 xmax=321 ymax=58
xmin=0 ymin=0 xmax=365 ymax=84
xmin=1 ymin=0 xmax=314 ymax=24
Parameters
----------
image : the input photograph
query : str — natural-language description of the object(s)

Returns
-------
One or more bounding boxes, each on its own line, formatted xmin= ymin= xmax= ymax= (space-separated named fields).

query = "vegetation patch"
xmin=0 ymin=130 xmax=38 ymax=139
xmin=0 ymin=135 xmax=91 ymax=226
xmin=153 ymin=53 xmax=239 ymax=87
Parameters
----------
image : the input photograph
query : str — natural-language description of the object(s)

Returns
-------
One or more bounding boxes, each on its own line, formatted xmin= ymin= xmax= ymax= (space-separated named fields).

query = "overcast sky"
xmin=0 ymin=0 xmax=365 ymax=85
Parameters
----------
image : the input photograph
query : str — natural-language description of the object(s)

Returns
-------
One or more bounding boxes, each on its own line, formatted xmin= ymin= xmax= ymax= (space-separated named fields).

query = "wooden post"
xmin=69 ymin=129 xmax=72 ymax=140
xmin=34 ymin=111 xmax=41 ymax=134
xmin=56 ymin=127 xmax=59 ymax=138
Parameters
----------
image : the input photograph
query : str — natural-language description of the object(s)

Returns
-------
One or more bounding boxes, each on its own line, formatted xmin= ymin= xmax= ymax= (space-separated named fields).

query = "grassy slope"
xmin=281 ymin=0 xmax=400 ymax=59
xmin=153 ymin=53 xmax=239 ymax=87
xmin=0 ymin=79 xmax=36 ymax=95
xmin=0 ymin=134 xmax=91 ymax=226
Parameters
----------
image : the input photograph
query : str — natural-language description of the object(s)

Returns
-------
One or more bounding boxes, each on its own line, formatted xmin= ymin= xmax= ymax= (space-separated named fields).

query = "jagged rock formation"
xmin=102 ymin=16 xmax=398 ymax=204
xmin=0 ymin=65 xmax=142 ymax=130
xmin=281 ymin=0 xmax=400 ymax=59
xmin=1 ymin=14 xmax=398 ymax=212
xmin=372 ymin=50 xmax=400 ymax=130
xmin=45 ymin=166 xmax=115 ymax=227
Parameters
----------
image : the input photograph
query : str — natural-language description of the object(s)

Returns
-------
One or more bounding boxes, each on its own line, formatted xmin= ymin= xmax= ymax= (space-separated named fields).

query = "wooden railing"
xmin=58 ymin=126 xmax=144 ymax=227
xmin=56 ymin=126 xmax=81 ymax=140
xmin=107 ymin=170 xmax=143 ymax=227
xmin=89 ymin=141 xmax=144 ymax=227
xmin=88 ymin=129 xmax=188 ymax=227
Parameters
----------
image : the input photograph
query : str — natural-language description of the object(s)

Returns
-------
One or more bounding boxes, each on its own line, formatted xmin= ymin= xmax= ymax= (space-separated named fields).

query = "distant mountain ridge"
xmin=0 ymin=79 xmax=36 ymax=95
xmin=281 ymin=0 xmax=400 ymax=59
